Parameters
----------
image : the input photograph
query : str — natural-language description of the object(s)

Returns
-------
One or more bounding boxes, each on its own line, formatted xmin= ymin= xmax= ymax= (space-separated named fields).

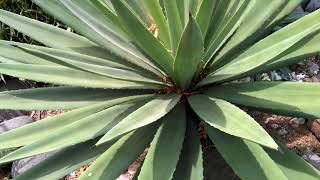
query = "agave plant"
xmin=0 ymin=0 xmax=319 ymax=179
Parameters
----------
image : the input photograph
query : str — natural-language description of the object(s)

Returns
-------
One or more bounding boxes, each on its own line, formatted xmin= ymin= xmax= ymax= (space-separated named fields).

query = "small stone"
xmin=306 ymin=60 xmax=320 ymax=76
xmin=302 ymin=148 xmax=320 ymax=170
xmin=0 ymin=116 xmax=32 ymax=133
xmin=307 ymin=120 xmax=320 ymax=139
xmin=290 ymin=118 xmax=306 ymax=128
xmin=270 ymin=124 xmax=280 ymax=129
xmin=277 ymin=128 xmax=288 ymax=136
xmin=11 ymin=152 xmax=56 ymax=177
xmin=289 ymin=72 xmax=305 ymax=82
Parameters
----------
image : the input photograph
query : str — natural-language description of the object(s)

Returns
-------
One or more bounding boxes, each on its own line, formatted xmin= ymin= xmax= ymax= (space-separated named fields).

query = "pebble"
xmin=289 ymin=72 xmax=305 ymax=82
xmin=306 ymin=61 xmax=319 ymax=76
xmin=290 ymin=118 xmax=306 ymax=128
xmin=302 ymin=148 xmax=320 ymax=170
xmin=11 ymin=152 xmax=56 ymax=177
xmin=270 ymin=124 xmax=280 ymax=129
xmin=277 ymin=128 xmax=288 ymax=136
xmin=307 ymin=119 xmax=320 ymax=139
xmin=0 ymin=116 xmax=33 ymax=133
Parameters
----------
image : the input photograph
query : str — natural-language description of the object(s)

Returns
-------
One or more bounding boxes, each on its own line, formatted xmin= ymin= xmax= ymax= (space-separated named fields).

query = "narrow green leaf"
xmin=59 ymin=0 xmax=165 ymax=77
xmin=17 ymin=46 xmax=165 ymax=85
xmin=96 ymin=94 xmax=181 ymax=144
xmin=263 ymin=0 xmax=303 ymax=33
xmin=122 ymin=0 xmax=153 ymax=28
xmin=111 ymin=0 xmax=174 ymax=76
xmin=0 ymin=42 xmax=57 ymax=65
xmin=138 ymin=104 xmax=186 ymax=180
xmin=265 ymin=143 xmax=320 ymax=180
xmin=188 ymin=95 xmax=278 ymax=150
xmin=173 ymin=119 xmax=203 ymax=180
xmin=173 ymin=15 xmax=203 ymax=89
xmin=205 ymin=0 xmax=253 ymax=65
xmin=206 ymin=82 xmax=320 ymax=119
xmin=0 ymin=95 xmax=152 ymax=150
xmin=163 ymin=0 xmax=183 ymax=55
xmin=205 ymin=0 xmax=232 ymax=47
xmin=176 ymin=0 xmax=190 ymax=27
xmin=205 ymin=125 xmax=288 ymax=180
xmin=32 ymin=0 xmax=133 ymax=62
xmin=189 ymin=0 xmax=200 ymax=16
xmin=196 ymin=0 xmax=217 ymax=37
xmin=201 ymin=9 xmax=320 ymax=85
xmin=0 ymin=9 xmax=97 ymax=52
xmin=15 ymin=138 xmax=115 ymax=180
xmin=0 ymin=99 xmax=150 ymax=164
xmin=141 ymin=0 xmax=170 ymax=47
xmin=0 ymin=64 xmax=163 ymax=89
xmin=78 ymin=124 xmax=159 ymax=180
xmin=0 ymin=87 xmax=149 ymax=110
xmin=212 ymin=0 xmax=286 ymax=66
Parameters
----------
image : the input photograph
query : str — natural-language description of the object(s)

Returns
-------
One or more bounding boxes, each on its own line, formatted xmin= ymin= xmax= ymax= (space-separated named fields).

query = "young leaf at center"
xmin=173 ymin=15 xmax=204 ymax=89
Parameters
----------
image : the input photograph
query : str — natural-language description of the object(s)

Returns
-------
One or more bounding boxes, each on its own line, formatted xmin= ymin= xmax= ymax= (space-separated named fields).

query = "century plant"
xmin=0 ymin=0 xmax=319 ymax=179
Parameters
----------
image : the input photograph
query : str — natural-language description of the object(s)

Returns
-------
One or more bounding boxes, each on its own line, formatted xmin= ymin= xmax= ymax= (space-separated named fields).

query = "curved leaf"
xmin=58 ymin=0 xmax=164 ymax=77
xmin=138 ymin=104 xmax=186 ymax=180
xmin=15 ymin=138 xmax=115 ymax=180
xmin=173 ymin=118 xmax=203 ymax=180
xmin=163 ymin=0 xmax=183 ymax=55
xmin=141 ymin=0 xmax=170 ymax=47
xmin=0 ymin=87 xmax=149 ymax=110
xmin=78 ymin=123 xmax=159 ymax=180
xmin=212 ymin=0 xmax=287 ymax=66
xmin=17 ymin=46 xmax=165 ymax=85
xmin=265 ymin=143 xmax=320 ymax=180
xmin=0 ymin=95 xmax=152 ymax=150
xmin=0 ymin=64 xmax=163 ymax=89
xmin=188 ymin=95 xmax=278 ymax=150
xmin=205 ymin=125 xmax=288 ymax=180
xmin=173 ymin=15 xmax=203 ymax=89
xmin=96 ymin=94 xmax=181 ymax=144
xmin=0 ymin=9 xmax=97 ymax=52
xmin=201 ymin=9 xmax=320 ymax=85
xmin=111 ymin=0 xmax=174 ymax=76
xmin=206 ymin=82 xmax=320 ymax=119
xmin=0 ymin=99 xmax=151 ymax=164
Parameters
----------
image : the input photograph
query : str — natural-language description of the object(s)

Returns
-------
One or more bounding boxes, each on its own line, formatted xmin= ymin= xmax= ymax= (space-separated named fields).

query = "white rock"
xmin=289 ymin=72 xmax=305 ymax=82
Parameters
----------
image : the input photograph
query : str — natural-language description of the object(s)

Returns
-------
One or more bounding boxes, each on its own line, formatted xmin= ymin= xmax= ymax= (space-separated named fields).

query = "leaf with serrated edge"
xmin=205 ymin=125 xmax=288 ymax=180
xmin=138 ymin=104 xmax=186 ymax=180
xmin=78 ymin=123 xmax=159 ymax=180
xmin=188 ymin=95 xmax=278 ymax=150
xmin=96 ymin=94 xmax=181 ymax=145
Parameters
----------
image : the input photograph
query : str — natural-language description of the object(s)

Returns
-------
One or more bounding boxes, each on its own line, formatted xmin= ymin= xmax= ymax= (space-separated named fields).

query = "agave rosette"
xmin=0 ymin=0 xmax=319 ymax=179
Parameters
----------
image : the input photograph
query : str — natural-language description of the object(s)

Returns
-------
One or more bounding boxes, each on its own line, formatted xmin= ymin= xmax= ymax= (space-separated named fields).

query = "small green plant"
xmin=0 ymin=0 xmax=319 ymax=179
